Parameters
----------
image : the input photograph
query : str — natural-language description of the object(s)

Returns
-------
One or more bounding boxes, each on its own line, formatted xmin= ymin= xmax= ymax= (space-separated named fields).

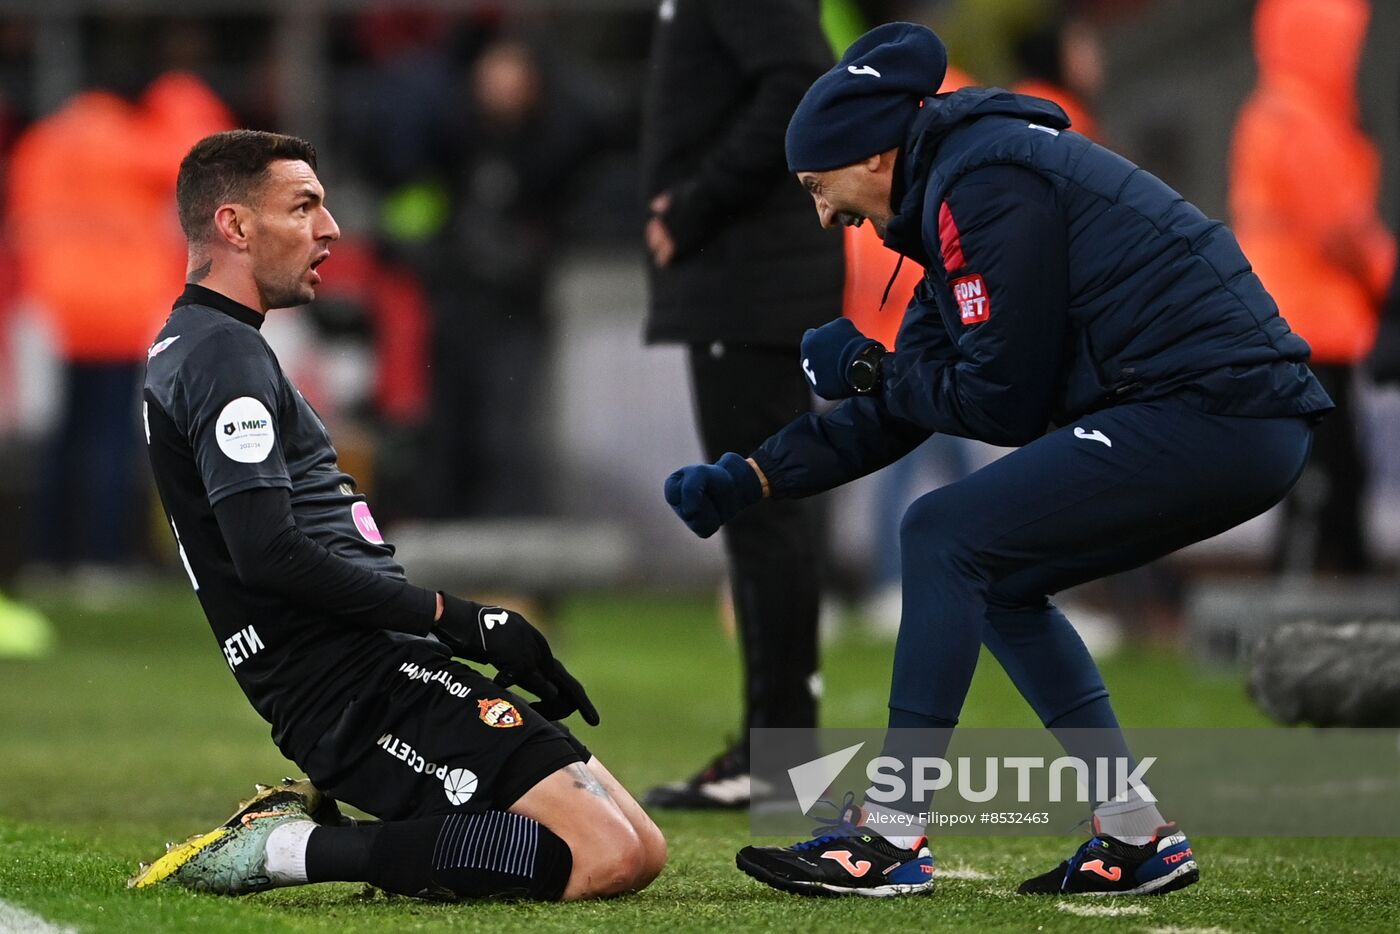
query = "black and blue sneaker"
xmin=1018 ymin=822 xmax=1198 ymax=896
xmin=736 ymin=794 xmax=935 ymax=897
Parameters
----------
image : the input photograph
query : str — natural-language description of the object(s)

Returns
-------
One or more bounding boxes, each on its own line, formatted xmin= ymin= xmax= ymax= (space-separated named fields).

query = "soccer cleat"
xmin=128 ymin=778 xmax=324 ymax=894
xmin=644 ymin=741 xmax=753 ymax=810
xmin=735 ymin=795 xmax=935 ymax=897
xmin=1017 ymin=822 xmax=1198 ymax=896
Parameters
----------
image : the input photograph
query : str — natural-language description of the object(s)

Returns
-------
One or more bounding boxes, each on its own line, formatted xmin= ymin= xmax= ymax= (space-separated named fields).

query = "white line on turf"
xmin=1143 ymin=927 xmax=1233 ymax=934
xmin=936 ymin=867 xmax=993 ymax=880
xmin=0 ymin=899 xmax=79 ymax=934
xmin=1056 ymin=902 xmax=1150 ymax=918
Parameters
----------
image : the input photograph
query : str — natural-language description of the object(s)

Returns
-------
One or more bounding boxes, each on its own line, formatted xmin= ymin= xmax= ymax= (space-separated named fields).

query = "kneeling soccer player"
xmin=665 ymin=23 xmax=1333 ymax=898
xmin=130 ymin=130 xmax=664 ymax=902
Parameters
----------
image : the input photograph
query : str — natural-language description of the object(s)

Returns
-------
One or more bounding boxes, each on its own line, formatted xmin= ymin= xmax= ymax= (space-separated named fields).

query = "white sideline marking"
xmin=0 ymin=899 xmax=79 ymax=934
xmin=937 ymin=867 xmax=992 ymax=880
xmin=1144 ymin=927 xmax=1233 ymax=934
xmin=1056 ymin=902 xmax=1150 ymax=918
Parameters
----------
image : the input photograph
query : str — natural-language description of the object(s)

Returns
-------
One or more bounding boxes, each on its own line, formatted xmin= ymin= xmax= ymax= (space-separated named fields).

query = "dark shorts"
xmin=298 ymin=644 xmax=590 ymax=820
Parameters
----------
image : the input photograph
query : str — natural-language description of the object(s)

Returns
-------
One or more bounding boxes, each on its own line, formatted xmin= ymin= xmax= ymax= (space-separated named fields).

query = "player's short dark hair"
xmin=176 ymin=130 xmax=319 ymax=244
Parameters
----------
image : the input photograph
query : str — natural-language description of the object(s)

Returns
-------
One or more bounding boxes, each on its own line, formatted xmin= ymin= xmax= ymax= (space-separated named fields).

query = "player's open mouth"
xmin=836 ymin=212 xmax=865 ymax=228
xmin=309 ymin=253 xmax=329 ymax=282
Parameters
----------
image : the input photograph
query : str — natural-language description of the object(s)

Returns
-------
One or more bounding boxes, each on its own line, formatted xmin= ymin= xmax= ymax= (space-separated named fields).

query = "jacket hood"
xmin=1254 ymin=0 xmax=1368 ymax=113
xmin=883 ymin=87 xmax=1069 ymax=263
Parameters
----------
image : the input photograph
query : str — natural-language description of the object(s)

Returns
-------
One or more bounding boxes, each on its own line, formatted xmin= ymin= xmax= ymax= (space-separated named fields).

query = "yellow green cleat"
xmin=129 ymin=778 xmax=324 ymax=895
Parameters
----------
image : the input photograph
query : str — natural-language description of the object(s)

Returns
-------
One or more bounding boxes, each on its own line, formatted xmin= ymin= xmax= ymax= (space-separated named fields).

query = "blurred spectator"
xmin=1230 ymin=0 xmax=1395 ymax=574
xmin=427 ymin=35 xmax=613 ymax=517
xmin=7 ymin=72 xmax=231 ymax=574
xmin=1011 ymin=12 xmax=1104 ymax=142
xmin=640 ymin=0 xmax=842 ymax=808
xmin=339 ymin=9 xmax=457 ymax=191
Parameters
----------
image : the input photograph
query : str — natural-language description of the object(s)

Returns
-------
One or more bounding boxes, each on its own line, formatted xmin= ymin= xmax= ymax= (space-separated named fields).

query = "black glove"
xmin=434 ymin=594 xmax=599 ymax=726
xmin=664 ymin=452 xmax=764 ymax=538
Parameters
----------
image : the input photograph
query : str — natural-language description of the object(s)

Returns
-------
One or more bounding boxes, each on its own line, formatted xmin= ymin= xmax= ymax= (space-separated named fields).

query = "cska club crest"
xmin=478 ymin=698 xmax=524 ymax=729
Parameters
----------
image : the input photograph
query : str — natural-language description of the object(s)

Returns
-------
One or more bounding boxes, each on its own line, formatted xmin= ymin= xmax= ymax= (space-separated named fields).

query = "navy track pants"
xmin=891 ymin=396 xmax=1313 ymax=728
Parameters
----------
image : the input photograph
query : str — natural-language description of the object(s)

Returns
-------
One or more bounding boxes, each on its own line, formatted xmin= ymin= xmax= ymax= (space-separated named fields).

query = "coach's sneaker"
xmin=1017 ymin=822 xmax=1198 ymax=896
xmin=737 ymin=831 xmax=935 ymax=898
xmin=128 ymin=778 xmax=323 ymax=894
xmin=645 ymin=741 xmax=753 ymax=810
xmin=735 ymin=797 xmax=934 ymax=897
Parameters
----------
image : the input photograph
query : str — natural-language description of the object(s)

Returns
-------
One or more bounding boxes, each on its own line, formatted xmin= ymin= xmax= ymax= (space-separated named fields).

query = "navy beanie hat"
xmin=786 ymin=22 xmax=948 ymax=173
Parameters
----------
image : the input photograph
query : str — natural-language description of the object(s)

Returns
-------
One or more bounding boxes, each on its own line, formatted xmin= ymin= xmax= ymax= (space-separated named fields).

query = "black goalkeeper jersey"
xmin=143 ymin=285 xmax=445 ymax=758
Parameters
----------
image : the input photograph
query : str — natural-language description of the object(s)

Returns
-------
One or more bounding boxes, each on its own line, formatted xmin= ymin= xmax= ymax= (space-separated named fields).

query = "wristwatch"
xmin=847 ymin=344 xmax=885 ymax=394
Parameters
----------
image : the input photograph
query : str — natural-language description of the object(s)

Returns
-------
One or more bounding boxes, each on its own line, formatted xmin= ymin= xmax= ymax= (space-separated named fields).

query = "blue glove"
xmin=664 ymin=452 xmax=763 ymax=538
xmin=800 ymin=317 xmax=885 ymax=400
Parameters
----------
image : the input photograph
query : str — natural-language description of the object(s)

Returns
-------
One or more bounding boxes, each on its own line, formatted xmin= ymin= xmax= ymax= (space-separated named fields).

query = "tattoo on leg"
xmin=567 ymin=763 xmax=610 ymax=799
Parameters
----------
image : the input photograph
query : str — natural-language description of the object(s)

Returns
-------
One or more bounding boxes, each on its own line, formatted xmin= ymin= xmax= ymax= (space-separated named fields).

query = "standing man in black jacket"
xmin=640 ymin=0 xmax=844 ymax=809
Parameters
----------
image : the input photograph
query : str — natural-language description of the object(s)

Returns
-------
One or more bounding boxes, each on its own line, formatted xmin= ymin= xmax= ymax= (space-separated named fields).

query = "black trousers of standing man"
xmin=688 ymin=341 xmax=823 ymax=735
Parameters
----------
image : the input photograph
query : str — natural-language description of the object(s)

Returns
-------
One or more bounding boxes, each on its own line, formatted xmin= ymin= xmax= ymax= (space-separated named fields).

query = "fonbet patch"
xmin=215 ymin=397 xmax=275 ymax=464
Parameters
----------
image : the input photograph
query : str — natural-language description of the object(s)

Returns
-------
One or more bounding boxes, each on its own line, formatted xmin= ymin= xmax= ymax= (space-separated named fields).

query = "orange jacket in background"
xmin=1230 ymin=0 xmax=1394 ymax=365
xmin=844 ymin=65 xmax=978 ymax=349
xmin=7 ymin=73 xmax=232 ymax=362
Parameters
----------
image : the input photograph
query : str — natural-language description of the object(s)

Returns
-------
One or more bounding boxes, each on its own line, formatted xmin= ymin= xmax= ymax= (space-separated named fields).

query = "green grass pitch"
xmin=2 ymin=585 xmax=1398 ymax=932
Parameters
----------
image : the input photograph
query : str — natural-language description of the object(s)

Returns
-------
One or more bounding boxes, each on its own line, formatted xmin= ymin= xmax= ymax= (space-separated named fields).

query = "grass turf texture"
xmin=1 ymin=585 xmax=1397 ymax=932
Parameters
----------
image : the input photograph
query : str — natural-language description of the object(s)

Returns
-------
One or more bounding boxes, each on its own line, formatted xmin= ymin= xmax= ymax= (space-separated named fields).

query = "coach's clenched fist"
xmin=664 ymin=452 xmax=765 ymax=539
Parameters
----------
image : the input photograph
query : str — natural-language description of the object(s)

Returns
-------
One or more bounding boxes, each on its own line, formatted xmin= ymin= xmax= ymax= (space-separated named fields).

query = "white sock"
xmin=860 ymin=801 xmax=927 ymax=850
xmin=263 ymin=820 xmax=316 ymax=886
xmin=1093 ymin=782 xmax=1165 ymax=846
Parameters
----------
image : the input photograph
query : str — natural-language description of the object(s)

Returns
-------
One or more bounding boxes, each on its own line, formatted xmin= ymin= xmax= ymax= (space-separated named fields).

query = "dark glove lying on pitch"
xmin=800 ymin=317 xmax=886 ymax=400
xmin=434 ymin=594 xmax=599 ymax=725
xmin=664 ymin=451 xmax=763 ymax=539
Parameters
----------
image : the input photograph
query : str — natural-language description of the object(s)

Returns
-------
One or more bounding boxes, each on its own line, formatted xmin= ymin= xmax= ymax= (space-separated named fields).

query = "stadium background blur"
xmin=0 ymin=2 xmax=1398 ymax=930
xmin=0 ymin=0 xmax=1398 ymax=679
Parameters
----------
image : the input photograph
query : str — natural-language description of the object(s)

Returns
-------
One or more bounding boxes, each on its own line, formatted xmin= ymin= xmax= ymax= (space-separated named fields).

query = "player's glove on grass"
xmin=434 ymin=595 xmax=599 ymax=726
xmin=800 ymin=317 xmax=885 ymax=399
xmin=664 ymin=452 xmax=762 ymax=539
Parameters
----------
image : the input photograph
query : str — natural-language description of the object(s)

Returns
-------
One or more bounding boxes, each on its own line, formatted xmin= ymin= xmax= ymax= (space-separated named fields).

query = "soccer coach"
xmin=665 ymin=22 xmax=1332 ymax=898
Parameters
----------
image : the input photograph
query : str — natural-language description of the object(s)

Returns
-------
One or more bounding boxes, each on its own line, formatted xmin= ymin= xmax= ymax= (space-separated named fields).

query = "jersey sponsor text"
xmin=222 ymin=625 xmax=264 ymax=669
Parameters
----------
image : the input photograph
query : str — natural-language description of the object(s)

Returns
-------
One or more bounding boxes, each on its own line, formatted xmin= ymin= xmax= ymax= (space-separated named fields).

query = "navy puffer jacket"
xmin=753 ymin=88 xmax=1332 ymax=499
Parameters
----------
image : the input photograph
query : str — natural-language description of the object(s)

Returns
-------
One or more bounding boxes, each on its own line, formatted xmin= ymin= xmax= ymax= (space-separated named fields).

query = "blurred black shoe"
xmin=645 ymin=740 xmax=751 ymax=809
